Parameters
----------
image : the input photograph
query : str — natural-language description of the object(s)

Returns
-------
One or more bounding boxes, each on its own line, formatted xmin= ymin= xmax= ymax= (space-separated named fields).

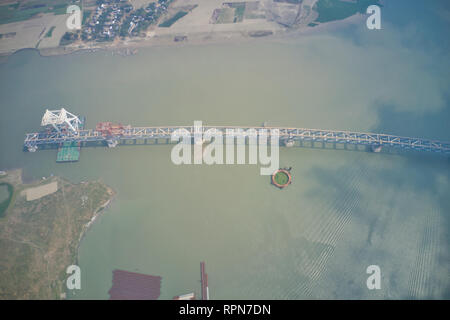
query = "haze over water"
xmin=0 ymin=0 xmax=448 ymax=299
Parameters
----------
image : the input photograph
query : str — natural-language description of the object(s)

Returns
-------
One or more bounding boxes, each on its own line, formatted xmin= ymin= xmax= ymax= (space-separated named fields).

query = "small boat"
xmin=371 ymin=144 xmax=382 ymax=153
xmin=284 ymin=139 xmax=295 ymax=147
xmin=173 ymin=293 xmax=196 ymax=300
xmin=107 ymin=139 xmax=119 ymax=148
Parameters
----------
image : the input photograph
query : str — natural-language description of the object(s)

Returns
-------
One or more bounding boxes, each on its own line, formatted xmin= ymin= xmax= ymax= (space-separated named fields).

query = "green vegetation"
xmin=215 ymin=8 xmax=234 ymax=24
xmin=51 ymin=3 xmax=67 ymax=15
xmin=0 ymin=31 xmax=16 ymax=39
xmin=45 ymin=26 xmax=56 ymax=38
xmin=232 ymin=3 xmax=245 ymax=23
xmin=0 ymin=1 xmax=70 ymax=25
xmin=314 ymin=0 xmax=381 ymax=23
xmin=213 ymin=3 xmax=246 ymax=24
xmin=0 ymin=173 xmax=114 ymax=299
xmin=274 ymin=171 xmax=289 ymax=186
xmin=159 ymin=10 xmax=188 ymax=27
xmin=0 ymin=3 xmax=22 ymax=24
xmin=82 ymin=10 xmax=91 ymax=26
xmin=0 ymin=183 xmax=13 ymax=218
xmin=60 ymin=31 xmax=78 ymax=45
xmin=116 ymin=0 xmax=174 ymax=38
xmin=274 ymin=0 xmax=302 ymax=3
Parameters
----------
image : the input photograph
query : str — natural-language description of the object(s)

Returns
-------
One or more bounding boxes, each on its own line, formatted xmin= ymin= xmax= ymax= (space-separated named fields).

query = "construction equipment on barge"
xmin=96 ymin=122 xmax=128 ymax=148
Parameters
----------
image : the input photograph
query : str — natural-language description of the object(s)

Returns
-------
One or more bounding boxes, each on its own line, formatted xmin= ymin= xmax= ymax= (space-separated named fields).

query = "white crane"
xmin=41 ymin=108 xmax=82 ymax=134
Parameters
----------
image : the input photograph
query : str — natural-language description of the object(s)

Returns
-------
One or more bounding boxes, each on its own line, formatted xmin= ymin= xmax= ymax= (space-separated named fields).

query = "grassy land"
xmin=274 ymin=171 xmax=289 ymax=186
xmin=59 ymin=31 xmax=78 ymax=46
xmin=314 ymin=0 xmax=381 ymax=23
xmin=0 ymin=183 xmax=13 ymax=218
xmin=214 ymin=3 xmax=246 ymax=24
xmin=45 ymin=26 xmax=55 ymax=37
xmin=215 ymin=8 xmax=234 ymax=24
xmin=82 ymin=10 xmax=91 ymax=26
xmin=159 ymin=10 xmax=188 ymax=28
xmin=274 ymin=0 xmax=302 ymax=3
xmin=0 ymin=170 xmax=114 ymax=299
xmin=232 ymin=3 xmax=245 ymax=23
xmin=0 ymin=1 xmax=69 ymax=25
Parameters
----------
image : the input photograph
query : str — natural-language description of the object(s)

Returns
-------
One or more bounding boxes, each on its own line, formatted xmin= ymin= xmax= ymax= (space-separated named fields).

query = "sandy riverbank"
xmin=6 ymin=10 xmax=365 ymax=60
xmin=0 ymin=0 xmax=370 ymax=59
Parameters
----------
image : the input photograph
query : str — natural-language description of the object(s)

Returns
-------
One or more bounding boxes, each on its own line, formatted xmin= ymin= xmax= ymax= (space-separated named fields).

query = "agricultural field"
xmin=314 ymin=0 xmax=381 ymax=23
xmin=211 ymin=1 xmax=264 ymax=24
xmin=44 ymin=25 xmax=55 ymax=36
xmin=159 ymin=10 xmax=188 ymax=27
xmin=0 ymin=0 xmax=70 ymax=25
xmin=0 ymin=182 xmax=13 ymax=218
xmin=0 ymin=0 xmax=73 ymax=54
xmin=129 ymin=0 xmax=156 ymax=9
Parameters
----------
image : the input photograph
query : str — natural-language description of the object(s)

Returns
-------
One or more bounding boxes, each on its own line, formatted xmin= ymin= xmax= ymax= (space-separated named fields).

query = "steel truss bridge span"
xmin=24 ymin=126 xmax=450 ymax=154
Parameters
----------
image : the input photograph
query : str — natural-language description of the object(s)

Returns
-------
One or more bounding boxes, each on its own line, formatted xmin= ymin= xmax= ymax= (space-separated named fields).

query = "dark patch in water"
xmin=108 ymin=269 xmax=162 ymax=300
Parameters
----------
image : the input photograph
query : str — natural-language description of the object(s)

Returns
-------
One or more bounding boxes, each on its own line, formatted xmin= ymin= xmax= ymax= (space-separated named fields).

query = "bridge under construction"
xmin=24 ymin=108 xmax=450 ymax=156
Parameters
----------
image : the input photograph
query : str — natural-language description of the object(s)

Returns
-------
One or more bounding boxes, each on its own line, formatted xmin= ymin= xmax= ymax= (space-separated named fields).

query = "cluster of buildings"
xmin=81 ymin=0 xmax=173 ymax=41
xmin=83 ymin=0 xmax=132 ymax=41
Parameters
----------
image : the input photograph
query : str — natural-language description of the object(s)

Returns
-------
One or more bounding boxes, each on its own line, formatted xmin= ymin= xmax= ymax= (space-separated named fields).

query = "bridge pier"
xmin=371 ymin=144 xmax=382 ymax=153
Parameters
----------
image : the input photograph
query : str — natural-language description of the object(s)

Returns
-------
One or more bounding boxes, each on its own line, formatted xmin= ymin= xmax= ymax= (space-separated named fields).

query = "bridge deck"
xmin=24 ymin=126 xmax=450 ymax=154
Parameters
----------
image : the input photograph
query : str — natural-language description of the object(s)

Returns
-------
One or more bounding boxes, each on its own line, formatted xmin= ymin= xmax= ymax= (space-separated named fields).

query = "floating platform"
xmin=56 ymin=142 xmax=80 ymax=162
xmin=55 ymin=115 xmax=85 ymax=162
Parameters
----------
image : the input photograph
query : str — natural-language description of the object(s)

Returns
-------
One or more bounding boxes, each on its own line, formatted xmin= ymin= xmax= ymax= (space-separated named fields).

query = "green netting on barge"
xmin=56 ymin=142 xmax=80 ymax=162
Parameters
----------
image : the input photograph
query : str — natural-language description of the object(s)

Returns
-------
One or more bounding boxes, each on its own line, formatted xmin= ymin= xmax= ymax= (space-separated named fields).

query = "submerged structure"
xmin=108 ymin=269 xmax=162 ymax=300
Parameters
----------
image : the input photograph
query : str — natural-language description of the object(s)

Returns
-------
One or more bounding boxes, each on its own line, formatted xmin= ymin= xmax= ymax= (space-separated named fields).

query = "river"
xmin=0 ymin=0 xmax=448 ymax=299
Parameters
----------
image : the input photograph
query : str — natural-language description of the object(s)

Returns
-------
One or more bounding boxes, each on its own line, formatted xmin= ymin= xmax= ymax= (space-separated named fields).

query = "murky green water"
xmin=0 ymin=184 xmax=9 ymax=202
xmin=0 ymin=0 xmax=448 ymax=299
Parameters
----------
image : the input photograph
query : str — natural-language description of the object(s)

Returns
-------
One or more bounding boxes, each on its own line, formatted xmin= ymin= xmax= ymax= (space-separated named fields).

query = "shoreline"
xmin=75 ymin=182 xmax=116 ymax=260
xmin=0 ymin=169 xmax=116 ymax=299
xmin=69 ymin=182 xmax=115 ymax=299
xmin=0 ymin=13 xmax=366 ymax=60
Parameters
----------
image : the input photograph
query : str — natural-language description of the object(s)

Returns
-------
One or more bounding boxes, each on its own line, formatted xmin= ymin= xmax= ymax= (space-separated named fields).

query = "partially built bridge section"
xmin=24 ymin=108 xmax=450 ymax=155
